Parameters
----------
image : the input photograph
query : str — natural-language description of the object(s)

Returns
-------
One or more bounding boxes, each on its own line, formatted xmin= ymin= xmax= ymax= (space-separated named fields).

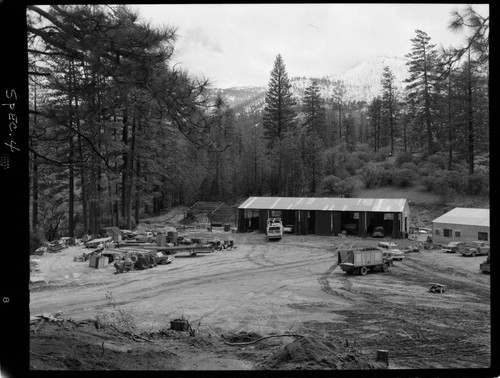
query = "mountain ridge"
xmin=213 ymin=55 xmax=409 ymax=114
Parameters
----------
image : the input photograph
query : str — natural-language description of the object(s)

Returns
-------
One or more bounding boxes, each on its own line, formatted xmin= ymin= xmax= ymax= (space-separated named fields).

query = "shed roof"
xmin=238 ymin=197 xmax=408 ymax=212
xmin=432 ymin=207 xmax=489 ymax=227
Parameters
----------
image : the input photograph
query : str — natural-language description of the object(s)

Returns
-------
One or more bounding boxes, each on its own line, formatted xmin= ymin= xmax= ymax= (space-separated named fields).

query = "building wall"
xmin=432 ymin=222 xmax=490 ymax=244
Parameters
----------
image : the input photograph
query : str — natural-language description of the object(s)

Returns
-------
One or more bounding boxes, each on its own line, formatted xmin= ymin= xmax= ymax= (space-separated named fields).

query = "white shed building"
xmin=431 ymin=207 xmax=489 ymax=244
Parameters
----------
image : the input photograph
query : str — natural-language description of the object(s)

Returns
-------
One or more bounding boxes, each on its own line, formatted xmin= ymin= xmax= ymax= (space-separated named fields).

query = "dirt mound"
xmin=263 ymin=336 xmax=387 ymax=370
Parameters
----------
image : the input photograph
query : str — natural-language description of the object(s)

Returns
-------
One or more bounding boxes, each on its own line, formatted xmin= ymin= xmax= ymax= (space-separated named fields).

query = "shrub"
xmin=378 ymin=167 xmax=394 ymax=186
xmin=320 ymin=175 xmax=356 ymax=197
xmin=372 ymin=147 xmax=391 ymax=162
xmin=467 ymin=170 xmax=489 ymax=196
xmin=426 ymin=154 xmax=447 ymax=169
xmin=442 ymin=170 xmax=467 ymax=194
xmin=422 ymin=176 xmax=434 ymax=191
xmin=30 ymin=229 xmax=45 ymax=254
xmin=393 ymin=168 xmax=414 ymax=187
xmin=337 ymin=177 xmax=357 ymax=198
xmin=345 ymin=156 xmax=364 ymax=175
xmin=351 ymin=149 xmax=370 ymax=163
xmin=118 ymin=217 xmax=136 ymax=230
xmin=433 ymin=178 xmax=455 ymax=204
xmin=395 ymin=151 xmax=414 ymax=167
xmin=381 ymin=160 xmax=394 ymax=171
xmin=401 ymin=162 xmax=418 ymax=171
xmin=418 ymin=161 xmax=441 ymax=177
xmin=360 ymin=165 xmax=382 ymax=189
xmin=320 ymin=175 xmax=341 ymax=195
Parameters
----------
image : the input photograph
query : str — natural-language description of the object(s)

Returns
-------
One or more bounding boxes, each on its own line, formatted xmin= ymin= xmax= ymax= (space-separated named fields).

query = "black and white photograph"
xmin=0 ymin=2 xmax=493 ymax=375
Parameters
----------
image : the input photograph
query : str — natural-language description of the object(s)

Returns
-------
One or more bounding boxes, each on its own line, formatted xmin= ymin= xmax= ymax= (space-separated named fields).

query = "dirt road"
xmin=29 ymin=231 xmax=490 ymax=370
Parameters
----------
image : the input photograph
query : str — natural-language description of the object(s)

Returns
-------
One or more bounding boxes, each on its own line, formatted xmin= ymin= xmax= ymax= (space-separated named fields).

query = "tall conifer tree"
xmin=405 ymin=30 xmax=440 ymax=154
xmin=381 ymin=66 xmax=398 ymax=155
xmin=263 ymin=54 xmax=296 ymax=149
xmin=302 ymin=81 xmax=326 ymax=139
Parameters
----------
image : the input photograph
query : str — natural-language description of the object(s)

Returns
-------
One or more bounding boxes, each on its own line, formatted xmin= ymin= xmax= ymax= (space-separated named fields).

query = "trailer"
xmin=338 ymin=247 xmax=393 ymax=275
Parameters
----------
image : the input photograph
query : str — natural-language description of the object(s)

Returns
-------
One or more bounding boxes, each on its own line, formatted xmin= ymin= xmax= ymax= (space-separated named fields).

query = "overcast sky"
xmin=131 ymin=3 xmax=489 ymax=89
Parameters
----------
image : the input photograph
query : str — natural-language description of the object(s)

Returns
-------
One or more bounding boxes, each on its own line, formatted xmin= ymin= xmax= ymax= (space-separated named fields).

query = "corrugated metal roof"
xmin=238 ymin=197 xmax=408 ymax=212
xmin=432 ymin=207 xmax=489 ymax=227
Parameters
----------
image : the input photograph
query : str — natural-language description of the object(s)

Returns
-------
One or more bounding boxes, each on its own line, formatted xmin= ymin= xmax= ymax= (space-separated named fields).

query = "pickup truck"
xmin=266 ymin=218 xmax=283 ymax=240
xmin=458 ymin=241 xmax=490 ymax=257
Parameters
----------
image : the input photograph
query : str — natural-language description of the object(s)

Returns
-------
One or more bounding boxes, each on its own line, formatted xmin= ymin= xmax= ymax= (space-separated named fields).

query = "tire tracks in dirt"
xmin=30 ymin=249 xmax=336 ymax=317
xmin=317 ymin=241 xmax=356 ymax=300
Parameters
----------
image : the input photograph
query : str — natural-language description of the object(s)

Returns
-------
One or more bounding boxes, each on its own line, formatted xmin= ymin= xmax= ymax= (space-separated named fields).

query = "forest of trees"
xmin=28 ymin=5 xmax=489 ymax=243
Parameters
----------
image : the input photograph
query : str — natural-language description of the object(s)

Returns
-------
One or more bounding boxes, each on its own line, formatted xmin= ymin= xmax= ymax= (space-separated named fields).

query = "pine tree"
xmin=368 ymin=97 xmax=382 ymax=152
xmin=263 ymin=54 xmax=297 ymax=148
xmin=405 ymin=30 xmax=441 ymax=154
xmin=381 ymin=66 xmax=398 ymax=155
xmin=446 ymin=5 xmax=489 ymax=174
xmin=302 ymin=81 xmax=326 ymax=140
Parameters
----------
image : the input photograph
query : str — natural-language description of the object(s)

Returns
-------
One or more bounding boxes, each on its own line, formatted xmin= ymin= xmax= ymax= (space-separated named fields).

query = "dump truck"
xmin=338 ymin=247 xmax=393 ymax=275
xmin=480 ymin=252 xmax=490 ymax=273
xmin=266 ymin=218 xmax=283 ymax=240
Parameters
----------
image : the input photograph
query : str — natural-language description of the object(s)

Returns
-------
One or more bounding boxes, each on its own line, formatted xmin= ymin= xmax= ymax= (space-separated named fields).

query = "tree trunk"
xmin=134 ymin=156 xmax=140 ymax=225
xmin=31 ymin=85 xmax=39 ymax=231
xmin=68 ymin=133 xmax=75 ymax=237
xmin=126 ymin=114 xmax=136 ymax=230
xmin=121 ymin=108 xmax=129 ymax=218
xmin=447 ymin=74 xmax=453 ymax=170
xmin=467 ymin=51 xmax=474 ymax=175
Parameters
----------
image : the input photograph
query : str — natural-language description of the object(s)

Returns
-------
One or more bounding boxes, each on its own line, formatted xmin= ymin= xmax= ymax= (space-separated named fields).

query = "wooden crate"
xmin=97 ymin=256 xmax=109 ymax=268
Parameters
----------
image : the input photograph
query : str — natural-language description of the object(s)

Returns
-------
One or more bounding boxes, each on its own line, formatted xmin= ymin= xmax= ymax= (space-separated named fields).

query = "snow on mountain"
xmin=214 ymin=56 xmax=409 ymax=115
xmin=329 ymin=56 xmax=410 ymax=102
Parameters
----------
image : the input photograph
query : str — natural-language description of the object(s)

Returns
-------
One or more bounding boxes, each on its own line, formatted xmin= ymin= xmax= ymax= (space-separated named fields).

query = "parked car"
xmin=378 ymin=241 xmax=397 ymax=249
xmin=459 ymin=241 xmax=490 ymax=257
xmin=443 ymin=241 xmax=466 ymax=253
xmin=376 ymin=242 xmax=404 ymax=260
xmin=389 ymin=249 xmax=405 ymax=261
xmin=372 ymin=227 xmax=385 ymax=237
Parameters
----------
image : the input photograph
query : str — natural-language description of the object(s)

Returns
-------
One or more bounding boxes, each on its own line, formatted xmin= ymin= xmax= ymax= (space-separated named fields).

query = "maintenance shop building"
xmin=431 ymin=207 xmax=490 ymax=244
xmin=237 ymin=197 xmax=410 ymax=239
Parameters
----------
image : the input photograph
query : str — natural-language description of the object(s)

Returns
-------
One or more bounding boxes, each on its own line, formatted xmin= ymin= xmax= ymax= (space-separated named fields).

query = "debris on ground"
xmin=48 ymin=240 xmax=67 ymax=253
xmin=429 ymin=282 xmax=446 ymax=293
xmin=262 ymin=336 xmax=388 ymax=370
xmin=33 ymin=246 xmax=47 ymax=256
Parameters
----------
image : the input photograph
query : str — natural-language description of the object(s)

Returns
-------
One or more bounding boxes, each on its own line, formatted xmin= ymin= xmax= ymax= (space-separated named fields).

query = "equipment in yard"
xmin=480 ymin=252 xmax=490 ymax=273
xmin=338 ymin=247 xmax=393 ymax=275
xmin=429 ymin=283 xmax=446 ymax=293
xmin=148 ymin=244 xmax=215 ymax=256
xmin=266 ymin=218 xmax=283 ymax=240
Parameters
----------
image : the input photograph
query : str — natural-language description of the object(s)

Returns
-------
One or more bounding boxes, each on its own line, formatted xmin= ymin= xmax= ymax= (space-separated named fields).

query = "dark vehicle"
xmin=372 ymin=227 xmax=385 ymax=238
xmin=480 ymin=252 xmax=490 ymax=273
xmin=443 ymin=241 xmax=466 ymax=253
xmin=338 ymin=247 xmax=393 ymax=275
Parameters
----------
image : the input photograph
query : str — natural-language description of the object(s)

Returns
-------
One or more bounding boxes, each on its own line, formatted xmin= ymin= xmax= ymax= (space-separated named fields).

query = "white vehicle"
xmin=387 ymin=248 xmax=405 ymax=261
xmin=377 ymin=242 xmax=404 ymax=260
xmin=266 ymin=218 xmax=283 ymax=240
xmin=378 ymin=241 xmax=398 ymax=249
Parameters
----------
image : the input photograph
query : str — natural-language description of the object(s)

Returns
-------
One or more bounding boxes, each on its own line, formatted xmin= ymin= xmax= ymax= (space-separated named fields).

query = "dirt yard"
xmin=29 ymin=230 xmax=491 ymax=371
